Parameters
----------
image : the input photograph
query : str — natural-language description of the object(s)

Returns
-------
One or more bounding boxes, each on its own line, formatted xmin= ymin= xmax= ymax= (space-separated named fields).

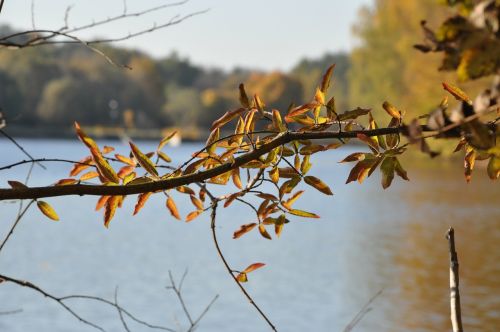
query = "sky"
xmin=0 ymin=0 xmax=373 ymax=71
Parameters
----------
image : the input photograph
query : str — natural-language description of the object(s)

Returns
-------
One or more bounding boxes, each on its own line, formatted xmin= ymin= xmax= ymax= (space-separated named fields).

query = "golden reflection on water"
xmin=379 ymin=158 xmax=499 ymax=331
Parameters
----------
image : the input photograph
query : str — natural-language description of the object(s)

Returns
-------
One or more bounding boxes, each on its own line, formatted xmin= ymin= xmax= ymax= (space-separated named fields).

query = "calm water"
xmin=0 ymin=138 xmax=499 ymax=332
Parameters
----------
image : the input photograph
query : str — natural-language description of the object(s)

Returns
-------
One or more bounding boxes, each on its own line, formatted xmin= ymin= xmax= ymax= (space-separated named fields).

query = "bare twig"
xmin=208 ymin=199 xmax=277 ymax=331
xmin=0 ymin=199 xmax=35 ymax=253
xmin=343 ymin=289 xmax=384 ymax=332
xmin=0 ymin=0 xmax=5 ymax=15
xmin=0 ymin=309 xmax=23 ymax=315
xmin=165 ymin=270 xmax=218 ymax=332
xmin=446 ymin=227 xmax=464 ymax=332
xmin=0 ymin=274 xmax=105 ymax=332
xmin=114 ymin=287 xmax=132 ymax=332
xmin=0 ymin=129 xmax=45 ymax=169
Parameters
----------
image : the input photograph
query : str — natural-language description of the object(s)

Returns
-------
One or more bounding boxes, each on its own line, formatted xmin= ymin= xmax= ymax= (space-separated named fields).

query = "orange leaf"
xmin=186 ymin=210 xmax=202 ymax=222
xmin=176 ymin=186 xmax=196 ymax=195
xmin=37 ymin=201 xmax=59 ymax=221
xmin=80 ymin=171 xmax=100 ymax=181
xmin=233 ymin=223 xmax=257 ymax=239
xmin=117 ymin=166 xmax=135 ymax=179
xmin=231 ymin=168 xmax=243 ymax=189
xmin=243 ymin=262 xmax=266 ymax=274
xmin=90 ymin=148 xmax=119 ymax=183
xmin=129 ymin=142 xmax=158 ymax=178
xmin=104 ymin=196 xmax=120 ymax=228
xmin=304 ymin=176 xmax=333 ymax=195
xmin=114 ymin=154 xmax=136 ymax=166
xmin=134 ymin=192 xmax=152 ymax=215
xmin=54 ymin=178 xmax=77 ymax=186
xmin=102 ymin=146 xmax=115 ymax=154
xmin=190 ymin=195 xmax=204 ymax=210
xmin=282 ymin=190 xmax=304 ymax=210
xmin=166 ymin=197 xmax=181 ymax=220
xmin=211 ymin=108 xmax=245 ymax=131
xmin=69 ymin=156 xmax=93 ymax=176
xmin=95 ymin=195 xmax=110 ymax=211
xmin=206 ymin=128 xmax=220 ymax=155
xmin=442 ymin=82 xmax=472 ymax=105
xmin=74 ymin=122 xmax=98 ymax=150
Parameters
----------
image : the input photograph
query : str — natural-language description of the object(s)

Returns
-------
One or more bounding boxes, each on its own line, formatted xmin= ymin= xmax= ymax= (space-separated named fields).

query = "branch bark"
xmin=446 ymin=227 xmax=464 ymax=332
xmin=0 ymin=128 xmax=405 ymax=201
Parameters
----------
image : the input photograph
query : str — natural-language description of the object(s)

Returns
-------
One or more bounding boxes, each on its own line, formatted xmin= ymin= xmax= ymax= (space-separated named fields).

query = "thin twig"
xmin=114 ymin=287 xmax=131 ymax=332
xmin=0 ymin=129 xmax=45 ymax=169
xmin=209 ymin=200 xmax=277 ymax=331
xmin=446 ymin=227 xmax=463 ymax=332
xmin=0 ymin=199 xmax=35 ymax=253
xmin=343 ymin=289 xmax=384 ymax=332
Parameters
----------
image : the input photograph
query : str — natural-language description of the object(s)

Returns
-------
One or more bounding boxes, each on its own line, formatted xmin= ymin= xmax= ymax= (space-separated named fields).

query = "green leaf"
xmin=380 ymin=157 xmax=396 ymax=189
xmin=129 ymin=142 xmax=159 ymax=178
xmin=288 ymin=209 xmax=320 ymax=218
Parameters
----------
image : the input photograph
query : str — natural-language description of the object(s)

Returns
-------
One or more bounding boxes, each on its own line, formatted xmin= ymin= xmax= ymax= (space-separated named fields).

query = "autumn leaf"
xmin=37 ymin=201 xmax=59 ymax=221
xmin=190 ymin=195 xmax=204 ymax=210
xmin=380 ymin=157 xmax=396 ymax=189
xmin=166 ymin=197 xmax=181 ymax=220
xmin=487 ymin=156 xmax=499 ymax=180
xmin=133 ymin=192 xmax=152 ymax=215
xmin=269 ymin=166 xmax=279 ymax=183
xmin=282 ymin=190 xmax=304 ymax=210
xmin=259 ymin=224 xmax=272 ymax=240
xmin=157 ymin=131 xmax=178 ymax=151
xmin=74 ymin=122 xmax=98 ymax=151
xmin=272 ymin=109 xmax=285 ymax=132
xmin=238 ymin=83 xmax=250 ymax=108
xmin=129 ymin=142 xmax=158 ymax=178
xmin=382 ymin=101 xmax=401 ymax=119
xmin=233 ymin=223 xmax=257 ymax=239
xmin=243 ymin=262 xmax=266 ymax=274
xmin=206 ymin=128 xmax=220 ymax=155
xmin=157 ymin=151 xmax=172 ymax=163
xmin=80 ymin=171 xmax=100 ymax=181
xmin=337 ymin=107 xmax=371 ymax=121
xmin=186 ymin=210 xmax=202 ymax=222
xmin=304 ymin=176 xmax=333 ymax=195
xmin=288 ymin=209 xmax=319 ymax=218
xmin=69 ymin=156 xmax=93 ymax=176
xmin=442 ymin=82 xmax=472 ymax=104
xmin=394 ymin=158 xmax=410 ymax=181
xmin=236 ymin=272 xmax=248 ymax=282
xmin=314 ymin=87 xmax=325 ymax=104
xmin=211 ymin=108 xmax=245 ymax=131
xmin=320 ymin=64 xmax=335 ymax=93
xmin=104 ymin=196 xmax=120 ymax=228
xmin=231 ymin=168 xmax=243 ymax=189
xmin=114 ymin=154 xmax=136 ymax=166
xmin=54 ymin=178 xmax=77 ymax=186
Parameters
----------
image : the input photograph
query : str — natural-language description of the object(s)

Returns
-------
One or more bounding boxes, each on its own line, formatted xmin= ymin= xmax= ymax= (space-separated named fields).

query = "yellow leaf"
xmin=304 ymin=176 xmax=333 ymax=195
xmin=314 ymin=87 xmax=325 ymax=105
xmin=382 ymin=101 xmax=401 ymax=119
xmin=37 ymin=201 xmax=59 ymax=221
xmin=122 ymin=172 xmax=136 ymax=185
xmin=74 ymin=122 xmax=98 ymax=150
xmin=69 ymin=156 xmax=93 ymax=176
xmin=282 ymin=190 xmax=304 ymax=210
xmin=157 ymin=131 xmax=178 ymax=151
xmin=90 ymin=148 xmax=119 ymax=184
xmin=272 ymin=109 xmax=285 ymax=132
xmin=300 ymin=155 xmax=312 ymax=174
xmin=236 ymin=272 xmax=248 ymax=282
xmin=487 ymin=156 xmax=499 ymax=180
xmin=166 ymin=197 xmax=181 ymax=220
xmin=102 ymin=146 xmax=115 ymax=154
xmin=54 ymin=178 xmax=77 ymax=186
xmin=129 ymin=142 xmax=159 ymax=178
xmin=206 ymin=128 xmax=220 ymax=156
xmin=114 ymin=154 xmax=136 ymax=166
xmin=288 ymin=209 xmax=320 ymax=218
xmin=157 ymin=151 xmax=172 ymax=163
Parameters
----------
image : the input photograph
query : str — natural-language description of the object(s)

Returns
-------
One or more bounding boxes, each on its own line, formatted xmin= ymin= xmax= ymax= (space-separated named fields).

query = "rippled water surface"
xmin=0 ymin=139 xmax=499 ymax=332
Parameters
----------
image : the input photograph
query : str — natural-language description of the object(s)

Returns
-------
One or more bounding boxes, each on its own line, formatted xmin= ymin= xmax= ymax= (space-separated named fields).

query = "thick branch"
xmin=0 ymin=127 xmax=405 ymax=201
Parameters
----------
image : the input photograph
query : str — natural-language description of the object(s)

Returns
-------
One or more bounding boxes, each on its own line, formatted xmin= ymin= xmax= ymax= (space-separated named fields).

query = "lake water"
xmin=0 ymin=138 xmax=499 ymax=332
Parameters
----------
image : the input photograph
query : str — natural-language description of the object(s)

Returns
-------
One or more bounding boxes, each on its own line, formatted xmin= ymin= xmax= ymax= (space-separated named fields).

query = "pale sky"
xmin=0 ymin=0 xmax=373 ymax=71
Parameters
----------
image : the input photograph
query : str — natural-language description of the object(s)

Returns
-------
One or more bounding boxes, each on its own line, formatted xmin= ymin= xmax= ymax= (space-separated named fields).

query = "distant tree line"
xmin=0 ymin=24 xmax=349 ymax=135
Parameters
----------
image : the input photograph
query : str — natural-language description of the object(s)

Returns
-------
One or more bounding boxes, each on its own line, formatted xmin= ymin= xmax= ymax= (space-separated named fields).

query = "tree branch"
xmin=0 ymin=127 xmax=407 ymax=201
